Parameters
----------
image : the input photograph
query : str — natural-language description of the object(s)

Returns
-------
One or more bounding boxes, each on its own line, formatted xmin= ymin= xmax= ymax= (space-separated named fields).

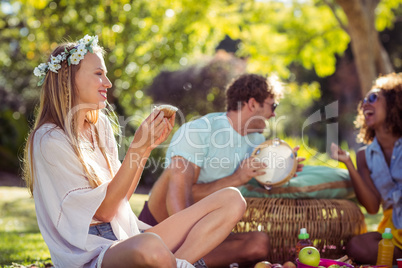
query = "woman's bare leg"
xmin=101 ymin=232 xmax=176 ymax=268
xmin=100 ymin=187 xmax=245 ymax=267
xmin=146 ymin=187 xmax=246 ymax=263
xmin=346 ymin=232 xmax=402 ymax=264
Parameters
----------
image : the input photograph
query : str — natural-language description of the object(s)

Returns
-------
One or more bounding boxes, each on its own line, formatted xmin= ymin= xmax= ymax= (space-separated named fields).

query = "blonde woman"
xmin=23 ymin=35 xmax=246 ymax=268
xmin=331 ymin=73 xmax=402 ymax=264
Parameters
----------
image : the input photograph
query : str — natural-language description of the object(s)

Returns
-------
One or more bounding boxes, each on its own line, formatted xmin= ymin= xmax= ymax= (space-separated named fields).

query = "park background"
xmin=0 ymin=0 xmax=401 ymax=266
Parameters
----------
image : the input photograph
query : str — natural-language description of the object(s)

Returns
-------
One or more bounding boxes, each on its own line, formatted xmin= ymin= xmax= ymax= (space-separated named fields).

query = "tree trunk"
xmin=335 ymin=0 xmax=394 ymax=95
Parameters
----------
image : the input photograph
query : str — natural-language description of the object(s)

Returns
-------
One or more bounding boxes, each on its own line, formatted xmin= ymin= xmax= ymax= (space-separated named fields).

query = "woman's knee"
xmin=346 ymin=233 xmax=380 ymax=264
xmin=219 ymin=187 xmax=247 ymax=215
xmin=130 ymin=233 xmax=176 ymax=267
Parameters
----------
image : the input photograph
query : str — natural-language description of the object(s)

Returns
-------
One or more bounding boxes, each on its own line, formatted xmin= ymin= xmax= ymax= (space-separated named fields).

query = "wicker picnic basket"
xmin=233 ymin=197 xmax=367 ymax=263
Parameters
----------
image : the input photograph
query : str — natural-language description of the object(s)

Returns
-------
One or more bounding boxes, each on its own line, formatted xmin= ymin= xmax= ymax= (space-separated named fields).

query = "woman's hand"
xmin=293 ymin=145 xmax=305 ymax=176
xmin=330 ymin=142 xmax=350 ymax=163
xmin=131 ymin=110 xmax=176 ymax=152
xmin=150 ymin=112 xmax=175 ymax=149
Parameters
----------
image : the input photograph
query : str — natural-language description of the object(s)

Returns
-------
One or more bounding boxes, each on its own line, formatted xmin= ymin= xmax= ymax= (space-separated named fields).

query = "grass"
xmin=0 ymin=187 xmax=148 ymax=268
xmin=0 ymin=186 xmax=382 ymax=268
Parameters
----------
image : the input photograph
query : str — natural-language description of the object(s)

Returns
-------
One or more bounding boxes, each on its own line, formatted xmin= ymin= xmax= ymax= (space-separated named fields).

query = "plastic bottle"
xmin=376 ymin=228 xmax=394 ymax=268
xmin=296 ymin=228 xmax=313 ymax=256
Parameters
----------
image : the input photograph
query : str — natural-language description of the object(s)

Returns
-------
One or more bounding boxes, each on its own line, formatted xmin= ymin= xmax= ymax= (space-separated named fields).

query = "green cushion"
xmin=238 ymin=165 xmax=355 ymax=199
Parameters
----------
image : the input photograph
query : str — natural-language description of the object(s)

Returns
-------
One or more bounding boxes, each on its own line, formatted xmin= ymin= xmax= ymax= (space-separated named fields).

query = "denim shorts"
xmin=89 ymin=222 xmax=118 ymax=241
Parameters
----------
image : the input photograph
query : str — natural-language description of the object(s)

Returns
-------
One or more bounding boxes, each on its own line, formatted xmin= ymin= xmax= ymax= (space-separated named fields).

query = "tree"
xmin=326 ymin=0 xmax=396 ymax=94
xmin=218 ymin=0 xmax=401 ymax=96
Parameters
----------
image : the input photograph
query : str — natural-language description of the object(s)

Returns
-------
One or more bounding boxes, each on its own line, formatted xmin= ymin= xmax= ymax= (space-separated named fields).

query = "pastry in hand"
xmin=154 ymin=104 xmax=178 ymax=119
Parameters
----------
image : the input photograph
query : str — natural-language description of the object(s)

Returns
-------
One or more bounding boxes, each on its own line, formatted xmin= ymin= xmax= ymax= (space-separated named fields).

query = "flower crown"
xmin=33 ymin=35 xmax=99 ymax=86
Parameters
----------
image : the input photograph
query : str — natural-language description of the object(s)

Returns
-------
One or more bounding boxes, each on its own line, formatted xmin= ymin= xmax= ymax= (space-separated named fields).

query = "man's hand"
xmin=233 ymin=157 xmax=267 ymax=185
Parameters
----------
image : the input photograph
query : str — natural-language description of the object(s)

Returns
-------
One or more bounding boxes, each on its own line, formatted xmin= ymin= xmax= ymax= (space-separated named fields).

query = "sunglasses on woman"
xmin=362 ymin=92 xmax=379 ymax=105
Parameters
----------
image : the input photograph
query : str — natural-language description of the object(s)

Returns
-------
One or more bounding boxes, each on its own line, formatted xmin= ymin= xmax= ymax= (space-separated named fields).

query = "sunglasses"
xmin=264 ymin=101 xmax=278 ymax=112
xmin=272 ymin=103 xmax=278 ymax=112
xmin=362 ymin=92 xmax=379 ymax=105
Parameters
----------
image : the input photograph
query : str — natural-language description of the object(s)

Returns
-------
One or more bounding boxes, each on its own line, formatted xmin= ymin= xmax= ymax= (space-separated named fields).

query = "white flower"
xmin=73 ymin=51 xmax=85 ymax=60
xmin=77 ymin=44 xmax=87 ymax=54
xmin=33 ymin=62 xmax=48 ymax=76
xmin=50 ymin=55 xmax=60 ymax=64
xmin=56 ymin=54 xmax=63 ymax=62
xmin=34 ymin=34 xmax=99 ymax=84
xmin=48 ymin=63 xmax=61 ymax=73
xmin=34 ymin=67 xmax=44 ymax=77
xmin=38 ymin=63 xmax=48 ymax=71
xmin=82 ymin=34 xmax=92 ymax=43
xmin=70 ymin=53 xmax=81 ymax=65
xmin=92 ymin=36 xmax=99 ymax=47
xmin=59 ymin=52 xmax=67 ymax=61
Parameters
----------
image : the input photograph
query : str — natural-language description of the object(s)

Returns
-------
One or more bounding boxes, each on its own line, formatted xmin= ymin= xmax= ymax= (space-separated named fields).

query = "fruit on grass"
xmin=254 ymin=261 xmax=272 ymax=268
xmin=298 ymin=246 xmax=320 ymax=267
xmin=283 ymin=261 xmax=296 ymax=268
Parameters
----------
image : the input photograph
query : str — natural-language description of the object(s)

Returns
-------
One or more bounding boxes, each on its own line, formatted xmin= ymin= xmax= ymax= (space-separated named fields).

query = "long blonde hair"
xmin=23 ymin=42 xmax=116 ymax=195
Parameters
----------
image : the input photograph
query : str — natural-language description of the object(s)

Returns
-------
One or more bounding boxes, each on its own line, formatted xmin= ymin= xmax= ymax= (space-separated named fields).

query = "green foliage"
xmin=0 ymin=110 xmax=29 ymax=172
xmin=234 ymin=1 xmax=349 ymax=78
xmin=376 ymin=0 xmax=402 ymax=31
xmin=0 ymin=0 xmax=362 ymax=113
xmin=271 ymin=81 xmax=322 ymax=139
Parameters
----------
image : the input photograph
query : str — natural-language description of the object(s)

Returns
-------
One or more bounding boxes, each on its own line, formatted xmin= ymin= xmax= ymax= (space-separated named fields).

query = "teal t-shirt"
xmin=165 ymin=112 xmax=265 ymax=183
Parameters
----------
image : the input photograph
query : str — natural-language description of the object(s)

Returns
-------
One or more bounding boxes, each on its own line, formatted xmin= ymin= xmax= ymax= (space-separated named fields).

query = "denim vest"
xmin=365 ymin=137 xmax=402 ymax=229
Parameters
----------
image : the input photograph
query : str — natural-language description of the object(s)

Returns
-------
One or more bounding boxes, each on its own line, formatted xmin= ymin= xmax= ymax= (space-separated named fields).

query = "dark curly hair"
xmin=226 ymin=73 xmax=283 ymax=112
xmin=355 ymin=72 xmax=402 ymax=144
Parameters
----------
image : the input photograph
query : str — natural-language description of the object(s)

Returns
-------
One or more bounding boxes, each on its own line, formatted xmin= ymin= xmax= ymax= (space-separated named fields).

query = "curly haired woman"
xmin=331 ymin=73 xmax=402 ymax=264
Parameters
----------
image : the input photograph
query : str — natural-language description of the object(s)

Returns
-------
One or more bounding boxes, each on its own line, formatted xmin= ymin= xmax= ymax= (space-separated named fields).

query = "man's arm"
xmin=165 ymin=157 xmax=200 ymax=215
xmin=192 ymin=157 xmax=267 ymax=202
xmin=192 ymin=149 xmax=305 ymax=202
xmin=191 ymin=173 xmax=242 ymax=202
xmin=166 ymin=155 xmax=267 ymax=213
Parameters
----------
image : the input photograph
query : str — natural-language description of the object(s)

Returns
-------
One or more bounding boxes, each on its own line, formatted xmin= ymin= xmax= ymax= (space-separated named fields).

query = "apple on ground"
xmin=298 ymin=246 xmax=320 ymax=267
xmin=283 ymin=261 xmax=296 ymax=268
xmin=254 ymin=261 xmax=272 ymax=268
